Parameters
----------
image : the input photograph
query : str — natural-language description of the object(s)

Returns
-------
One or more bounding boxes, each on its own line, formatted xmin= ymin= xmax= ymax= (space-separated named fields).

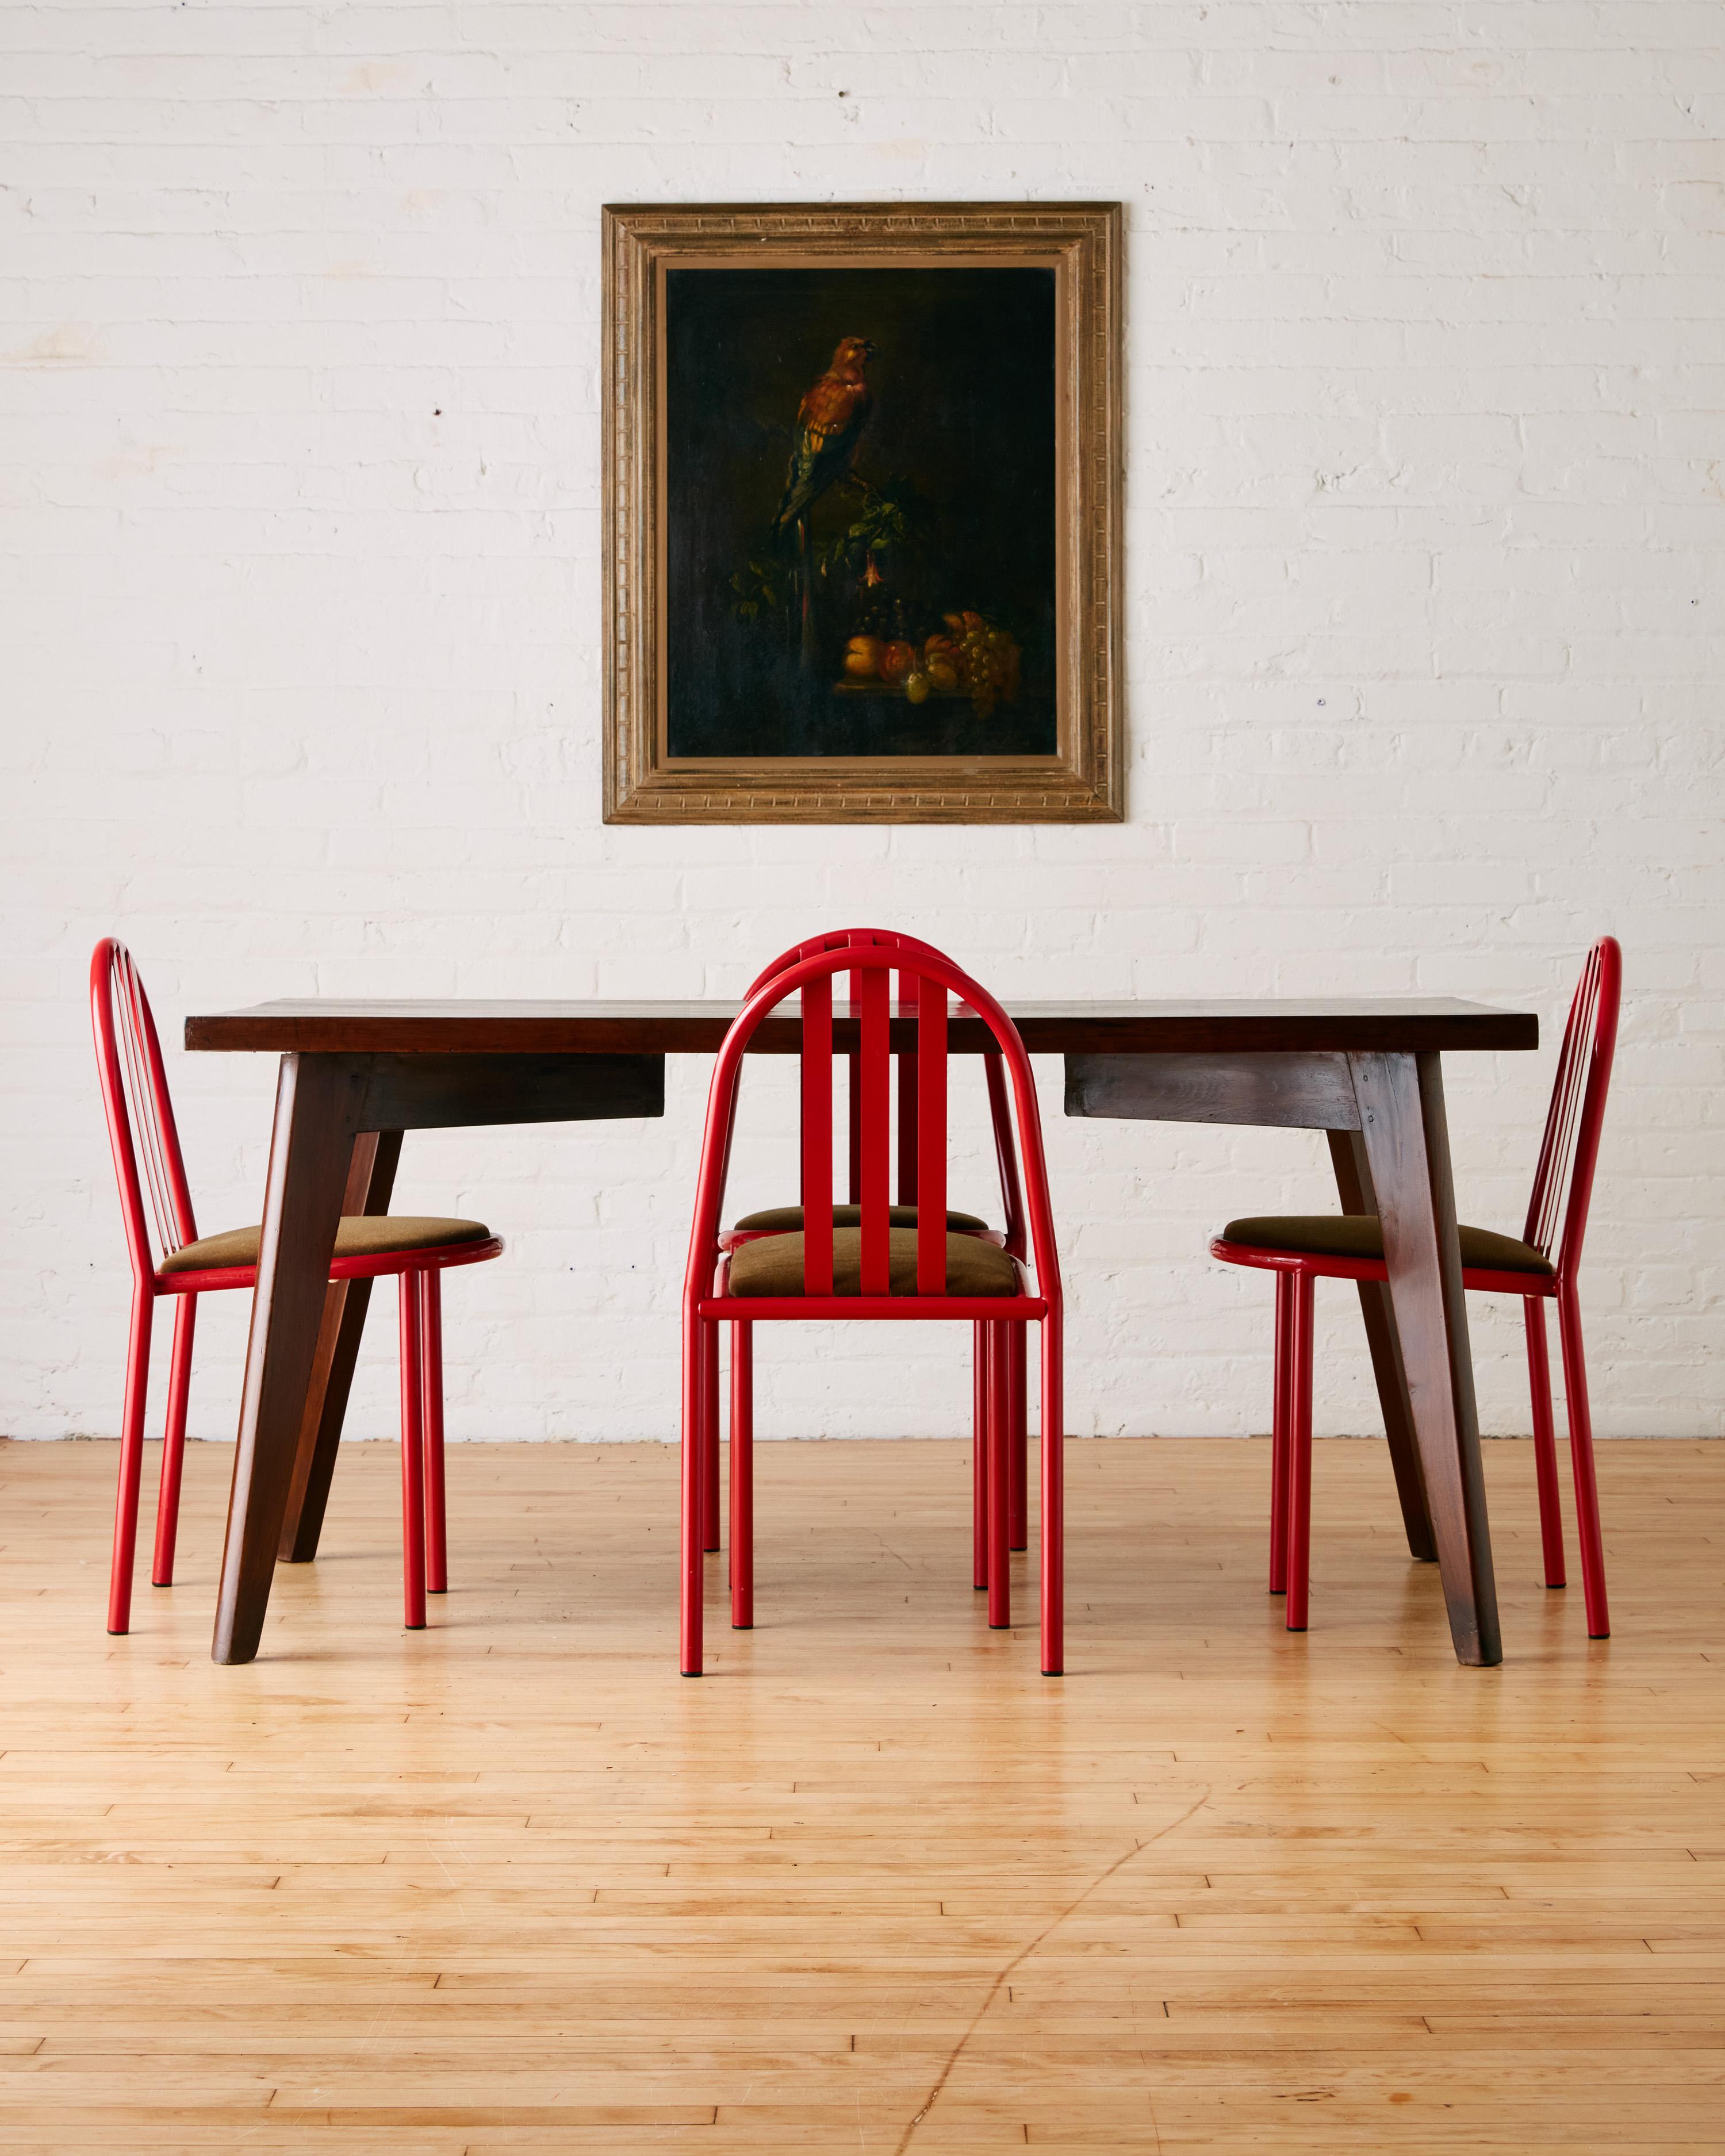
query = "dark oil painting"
xmin=664 ymin=266 xmax=1058 ymax=761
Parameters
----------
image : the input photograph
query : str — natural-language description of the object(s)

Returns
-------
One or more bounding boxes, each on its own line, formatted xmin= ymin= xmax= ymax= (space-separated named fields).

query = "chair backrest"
xmin=689 ymin=933 xmax=1059 ymax=1303
xmin=90 ymin=939 xmax=197 ymax=1282
xmin=1521 ymin=937 xmax=1621 ymax=1280
xmin=743 ymin=927 xmax=1025 ymax=1256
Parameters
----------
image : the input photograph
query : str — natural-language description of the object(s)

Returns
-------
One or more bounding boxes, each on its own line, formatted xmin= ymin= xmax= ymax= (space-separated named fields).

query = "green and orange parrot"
xmin=773 ymin=335 xmax=876 ymax=535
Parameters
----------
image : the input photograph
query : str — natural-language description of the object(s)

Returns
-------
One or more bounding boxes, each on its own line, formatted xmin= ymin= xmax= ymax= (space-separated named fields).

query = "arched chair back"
xmin=688 ymin=935 xmax=1058 ymax=1309
xmin=1521 ymin=937 xmax=1621 ymax=1283
xmin=90 ymin=938 xmax=197 ymax=1282
xmin=738 ymin=926 xmax=1026 ymax=1257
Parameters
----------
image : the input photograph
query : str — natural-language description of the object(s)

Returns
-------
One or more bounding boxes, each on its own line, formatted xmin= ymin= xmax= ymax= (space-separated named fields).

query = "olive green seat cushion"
xmin=1220 ymin=1214 xmax=1552 ymax=1277
xmin=734 ymin=1203 xmax=989 ymax=1234
xmin=159 ymin=1215 xmax=492 ymax=1276
xmin=727 ymin=1226 xmax=1019 ymax=1299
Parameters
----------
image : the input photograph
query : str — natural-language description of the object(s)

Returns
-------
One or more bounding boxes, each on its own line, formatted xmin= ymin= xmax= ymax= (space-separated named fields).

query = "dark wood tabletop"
xmin=186 ymin=996 xmax=1538 ymax=1058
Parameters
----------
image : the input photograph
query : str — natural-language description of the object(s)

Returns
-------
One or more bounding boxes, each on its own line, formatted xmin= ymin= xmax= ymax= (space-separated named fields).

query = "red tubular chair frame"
xmin=90 ymin=939 xmax=500 ymax=1635
xmin=1211 ymin=938 xmax=1621 ymax=1637
xmin=681 ymin=935 xmax=1064 ymax=1677
xmin=710 ymin=929 xmax=1032 ymax=1566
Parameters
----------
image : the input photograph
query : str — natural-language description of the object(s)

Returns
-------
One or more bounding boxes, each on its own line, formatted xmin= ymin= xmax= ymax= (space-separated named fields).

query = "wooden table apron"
xmin=185 ymin=999 xmax=1538 ymax=1668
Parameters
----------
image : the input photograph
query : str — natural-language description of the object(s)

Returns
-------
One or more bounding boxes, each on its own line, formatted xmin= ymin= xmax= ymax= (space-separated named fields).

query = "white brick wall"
xmin=3 ymin=2 xmax=1721 ymax=1445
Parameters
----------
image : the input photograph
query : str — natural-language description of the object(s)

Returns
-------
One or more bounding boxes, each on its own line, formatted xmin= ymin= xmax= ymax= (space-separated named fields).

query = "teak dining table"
xmin=185 ymin=995 xmax=1538 ymax=1668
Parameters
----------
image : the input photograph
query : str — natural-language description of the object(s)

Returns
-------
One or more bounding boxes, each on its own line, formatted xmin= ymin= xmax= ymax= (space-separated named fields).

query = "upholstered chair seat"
xmin=1219 ymin=1215 xmax=1553 ymax=1277
xmin=159 ymin=1216 xmax=492 ymax=1276
xmin=728 ymin=1226 xmax=1018 ymax=1299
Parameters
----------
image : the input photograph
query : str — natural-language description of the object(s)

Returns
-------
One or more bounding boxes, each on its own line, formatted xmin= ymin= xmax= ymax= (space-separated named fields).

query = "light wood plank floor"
xmin=0 ymin=1433 xmax=1720 ymax=2153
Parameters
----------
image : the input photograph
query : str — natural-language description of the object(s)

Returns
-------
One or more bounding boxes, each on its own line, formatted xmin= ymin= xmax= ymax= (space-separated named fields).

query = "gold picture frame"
xmin=602 ymin=201 xmax=1123 ymax=824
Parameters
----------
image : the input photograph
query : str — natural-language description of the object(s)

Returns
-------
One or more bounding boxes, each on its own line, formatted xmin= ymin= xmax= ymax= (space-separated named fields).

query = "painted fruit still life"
xmin=664 ymin=264 xmax=1058 ymax=760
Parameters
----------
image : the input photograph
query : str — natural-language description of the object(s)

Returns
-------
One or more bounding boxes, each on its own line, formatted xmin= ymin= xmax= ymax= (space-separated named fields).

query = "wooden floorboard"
xmin=0 ymin=1433 xmax=1720 ymax=2152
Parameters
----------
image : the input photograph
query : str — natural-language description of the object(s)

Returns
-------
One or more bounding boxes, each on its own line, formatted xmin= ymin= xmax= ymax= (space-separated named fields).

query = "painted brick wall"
xmin=3 ymin=2 xmax=1721 ymax=1444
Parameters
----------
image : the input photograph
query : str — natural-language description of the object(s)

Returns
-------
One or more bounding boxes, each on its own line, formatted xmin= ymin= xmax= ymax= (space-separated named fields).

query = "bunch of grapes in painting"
xmin=943 ymin=612 xmax=1021 ymax=719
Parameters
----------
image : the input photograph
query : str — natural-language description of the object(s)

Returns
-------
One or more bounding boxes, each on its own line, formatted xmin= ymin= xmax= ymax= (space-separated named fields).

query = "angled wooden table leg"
xmin=1326 ymin=1129 xmax=1436 ymax=1563
xmin=278 ymin=1129 xmax=403 ymax=1563
xmin=214 ymin=1054 xmax=363 ymax=1664
xmin=1350 ymin=1052 xmax=1501 ymax=1666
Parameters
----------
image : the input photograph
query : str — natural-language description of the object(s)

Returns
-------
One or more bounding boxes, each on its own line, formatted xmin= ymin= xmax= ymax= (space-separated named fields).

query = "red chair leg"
xmin=1557 ymin=1286 xmax=1609 ymax=1637
xmin=1268 ymin=1272 xmax=1293 ymax=1595
xmin=1524 ymin=1296 xmax=1566 ymax=1589
xmin=691 ymin=1324 xmax=707 ymax=1573
xmin=397 ymin=1273 xmax=426 ymax=1631
xmin=1008 ymin=1321 xmax=1028 ymax=1551
xmin=702 ymin=1317 xmax=721 ymax=1553
xmin=729 ymin=1321 xmax=754 ymax=1629
xmin=1285 ymin=1271 xmax=1315 ymax=1632
xmin=987 ymin=1322 xmax=1010 ymax=1629
xmin=421 ymin=1271 xmax=447 ymax=1595
xmin=681 ymin=1309 xmax=706 ymax=1675
xmin=1040 ymin=1308 xmax=1064 ymax=1676
xmin=972 ymin=1320 xmax=989 ymax=1591
xmin=108 ymin=1286 xmax=154 ymax=1634
xmin=152 ymin=1292 xmax=195 ymax=1588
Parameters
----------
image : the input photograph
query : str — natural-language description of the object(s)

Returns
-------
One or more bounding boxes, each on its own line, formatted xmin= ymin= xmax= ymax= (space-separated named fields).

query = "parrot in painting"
xmin=773 ymin=335 xmax=876 ymax=534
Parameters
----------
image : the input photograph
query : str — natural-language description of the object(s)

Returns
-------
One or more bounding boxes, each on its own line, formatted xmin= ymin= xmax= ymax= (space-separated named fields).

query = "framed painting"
xmin=603 ymin=201 xmax=1123 ymax=824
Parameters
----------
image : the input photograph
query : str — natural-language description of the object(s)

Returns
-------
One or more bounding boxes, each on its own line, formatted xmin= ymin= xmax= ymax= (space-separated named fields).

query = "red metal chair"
xmin=710 ymin=929 xmax=1032 ymax=1587
xmin=1210 ymin=939 xmax=1621 ymax=1636
xmin=681 ymin=930 xmax=1064 ymax=1676
xmin=90 ymin=939 xmax=503 ymax=1636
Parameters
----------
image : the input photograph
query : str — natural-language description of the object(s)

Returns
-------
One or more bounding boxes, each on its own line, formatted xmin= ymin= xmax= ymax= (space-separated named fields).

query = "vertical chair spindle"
xmin=916 ymin=975 xmax=948 ymax=1295
xmin=896 ymin=966 xmax=919 ymax=1207
xmin=857 ymin=967 xmax=891 ymax=1295
xmin=802 ymin=974 xmax=834 ymax=1295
